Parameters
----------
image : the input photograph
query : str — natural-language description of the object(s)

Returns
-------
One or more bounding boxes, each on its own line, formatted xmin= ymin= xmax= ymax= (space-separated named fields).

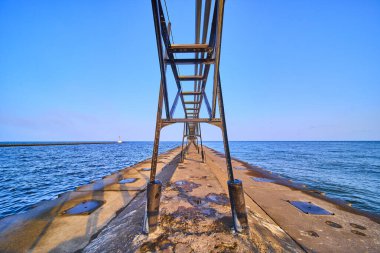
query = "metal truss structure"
xmin=144 ymin=0 xmax=248 ymax=234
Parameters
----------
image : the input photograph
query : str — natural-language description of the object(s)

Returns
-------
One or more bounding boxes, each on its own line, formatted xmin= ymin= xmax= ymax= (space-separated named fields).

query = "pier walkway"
xmin=0 ymin=147 xmax=181 ymax=252
xmin=0 ymin=145 xmax=379 ymax=252
xmin=83 ymin=145 xmax=302 ymax=253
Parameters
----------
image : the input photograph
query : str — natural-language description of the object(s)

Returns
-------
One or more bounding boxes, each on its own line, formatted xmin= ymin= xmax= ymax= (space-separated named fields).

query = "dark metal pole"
xmin=151 ymin=0 xmax=170 ymax=119
xmin=216 ymin=72 xmax=234 ymax=181
xmin=156 ymin=0 xmax=188 ymax=118
xmin=212 ymin=0 xmax=225 ymax=118
xmin=143 ymin=179 xmax=162 ymax=233
xmin=194 ymin=0 xmax=202 ymax=105
xmin=149 ymin=81 xmax=164 ymax=182
xmin=199 ymin=123 xmax=205 ymax=162
xmin=185 ymin=124 xmax=189 ymax=155
xmin=194 ymin=0 xmax=218 ymax=118
xmin=144 ymin=77 xmax=165 ymax=233
xmin=218 ymin=72 xmax=248 ymax=233
xmin=180 ymin=123 xmax=186 ymax=162
xmin=196 ymin=124 xmax=200 ymax=153
xmin=195 ymin=0 xmax=211 ymax=109
xmin=194 ymin=138 xmax=199 ymax=153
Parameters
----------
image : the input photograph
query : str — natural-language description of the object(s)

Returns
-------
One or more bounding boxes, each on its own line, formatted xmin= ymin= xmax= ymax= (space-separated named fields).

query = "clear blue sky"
xmin=1 ymin=0 xmax=379 ymax=141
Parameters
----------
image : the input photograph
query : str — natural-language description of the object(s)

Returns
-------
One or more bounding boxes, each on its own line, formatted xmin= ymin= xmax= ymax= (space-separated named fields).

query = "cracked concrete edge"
xmin=203 ymin=147 xmax=306 ymax=253
xmin=0 ymin=147 xmax=182 ymax=253
xmin=82 ymin=149 xmax=183 ymax=253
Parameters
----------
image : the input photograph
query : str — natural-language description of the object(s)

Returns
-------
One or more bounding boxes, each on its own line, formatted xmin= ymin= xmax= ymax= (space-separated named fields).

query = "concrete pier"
xmin=0 ymin=147 xmax=181 ymax=252
xmin=0 ymin=145 xmax=379 ymax=252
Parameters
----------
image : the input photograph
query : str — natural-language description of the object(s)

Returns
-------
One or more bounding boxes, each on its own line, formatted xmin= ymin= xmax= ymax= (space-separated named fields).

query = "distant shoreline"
xmin=1 ymin=140 xmax=378 ymax=148
xmin=0 ymin=142 xmax=116 ymax=147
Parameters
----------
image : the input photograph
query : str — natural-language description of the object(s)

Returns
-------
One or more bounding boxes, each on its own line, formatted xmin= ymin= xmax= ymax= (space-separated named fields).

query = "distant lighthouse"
xmin=117 ymin=136 xmax=122 ymax=144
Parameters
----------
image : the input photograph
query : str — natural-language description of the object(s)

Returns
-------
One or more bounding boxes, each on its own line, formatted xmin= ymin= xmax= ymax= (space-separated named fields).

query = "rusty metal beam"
xmin=164 ymin=58 xmax=214 ymax=65
xmin=150 ymin=0 xmax=170 ymax=119
xmin=182 ymin=91 xmax=202 ymax=95
xmin=169 ymin=43 xmax=210 ymax=53
xmin=156 ymin=0 xmax=187 ymax=118
xmin=184 ymin=101 xmax=201 ymax=104
xmin=178 ymin=75 xmax=204 ymax=81
xmin=212 ymin=0 xmax=226 ymax=118
xmin=163 ymin=118 xmax=221 ymax=123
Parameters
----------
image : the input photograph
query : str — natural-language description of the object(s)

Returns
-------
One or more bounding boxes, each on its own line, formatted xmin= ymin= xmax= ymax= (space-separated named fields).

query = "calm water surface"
xmin=205 ymin=141 xmax=380 ymax=215
xmin=0 ymin=141 xmax=379 ymax=219
xmin=0 ymin=142 xmax=179 ymax=219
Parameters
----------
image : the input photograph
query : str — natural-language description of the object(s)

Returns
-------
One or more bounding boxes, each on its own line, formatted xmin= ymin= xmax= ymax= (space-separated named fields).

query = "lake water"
xmin=205 ymin=141 xmax=380 ymax=215
xmin=0 ymin=141 xmax=379 ymax=219
xmin=0 ymin=142 xmax=179 ymax=219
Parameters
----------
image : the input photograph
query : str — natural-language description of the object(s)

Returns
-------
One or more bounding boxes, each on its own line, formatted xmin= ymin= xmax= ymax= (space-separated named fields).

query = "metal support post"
xmin=211 ymin=0 xmax=225 ymax=118
xmin=144 ymin=79 xmax=164 ymax=233
xmin=199 ymin=123 xmax=205 ymax=162
xmin=143 ymin=180 xmax=162 ymax=233
xmin=217 ymin=73 xmax=248 ymax=232
xmin=180 ymin=123 xmax=186 ymax=162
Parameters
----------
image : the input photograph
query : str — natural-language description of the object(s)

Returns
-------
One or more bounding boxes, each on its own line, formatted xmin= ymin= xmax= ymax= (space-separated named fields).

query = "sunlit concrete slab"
xmin=204 ymin=146 xmax=380 ymax=253
xmin=0 ymin=147 xmax=182 ymax=253
xmin=83 ymin=146 xmax=303 ymax=253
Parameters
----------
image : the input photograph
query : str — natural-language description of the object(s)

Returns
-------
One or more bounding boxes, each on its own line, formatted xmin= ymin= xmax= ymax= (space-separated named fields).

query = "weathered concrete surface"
xmin=204 ymin=146 xmax=380 ymax=253
xmin=1 ymin=144 xmax=379 ymax=253
xmin=0 ymin=147 xmax=181 ymax=253
xmin=84 ymin=145 xmax=379 ymax=252
xmin=83 ymin=145 xmax=303 ymax=253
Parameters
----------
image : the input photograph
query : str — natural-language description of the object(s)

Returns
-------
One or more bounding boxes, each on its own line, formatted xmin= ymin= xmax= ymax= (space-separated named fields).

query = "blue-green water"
xmin=0 ymin=142 xmax=179 ymax=219
xmin=0 ymin=141 xmax=379 ymax=219
xmin=205 ymin=141 xmax=380 ymax=215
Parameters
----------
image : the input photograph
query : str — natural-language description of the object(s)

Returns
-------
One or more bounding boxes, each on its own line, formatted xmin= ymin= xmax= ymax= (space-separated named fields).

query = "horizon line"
xmin=1 ymin=140 xmax=379 ymax=142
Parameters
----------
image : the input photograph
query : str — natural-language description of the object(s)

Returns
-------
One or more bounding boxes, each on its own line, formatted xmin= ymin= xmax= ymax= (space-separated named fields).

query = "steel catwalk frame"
xmin=144 ymin=0 xmax=248 ymax=234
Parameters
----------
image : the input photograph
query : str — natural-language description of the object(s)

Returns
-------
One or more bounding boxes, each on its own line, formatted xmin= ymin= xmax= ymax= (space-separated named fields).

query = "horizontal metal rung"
xmin=165 ymin=58 xmax=214 ymax=65
xmin=178 ymin=75 xmax=204 ymax=81
xmin=169 ymin=44 xmax=210 ymax=53
xmin=184 ymin=101 xmax=201 ymax=104
xmin=185 ymin=108 xmax=199 ymax=110
xmin=163 ymin=118 xmax=221 ymax=123
xmin=182 ymin=91 xmax=202 ymax=95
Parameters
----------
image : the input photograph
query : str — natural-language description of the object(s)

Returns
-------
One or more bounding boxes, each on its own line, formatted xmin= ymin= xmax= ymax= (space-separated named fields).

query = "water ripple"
xmin=205 ymin=141 xmax=380 ymax=215
xmin=0 ymin=141 xmax=179 ymax=219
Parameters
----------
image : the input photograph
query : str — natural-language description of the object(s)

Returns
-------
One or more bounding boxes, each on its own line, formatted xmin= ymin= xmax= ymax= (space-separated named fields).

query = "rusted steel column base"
xmin=143 ymin=180 xmax=162 ymax=234
xmin=228 ymin=179 xmax=249 ymax=233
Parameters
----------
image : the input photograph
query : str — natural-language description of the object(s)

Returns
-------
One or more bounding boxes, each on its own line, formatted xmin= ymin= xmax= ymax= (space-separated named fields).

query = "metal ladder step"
xmin=169 ymin=43 xmax=210 ymax=53
xmin=182 ymin=91 xmax=202 ymax=95
xmin=178 ymin=75 xmax=204 ymax=81
xmin=165 ymin=58 xmax=214 ymax=65
xmin=184 ymin=101 xmax=201 ymax=104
